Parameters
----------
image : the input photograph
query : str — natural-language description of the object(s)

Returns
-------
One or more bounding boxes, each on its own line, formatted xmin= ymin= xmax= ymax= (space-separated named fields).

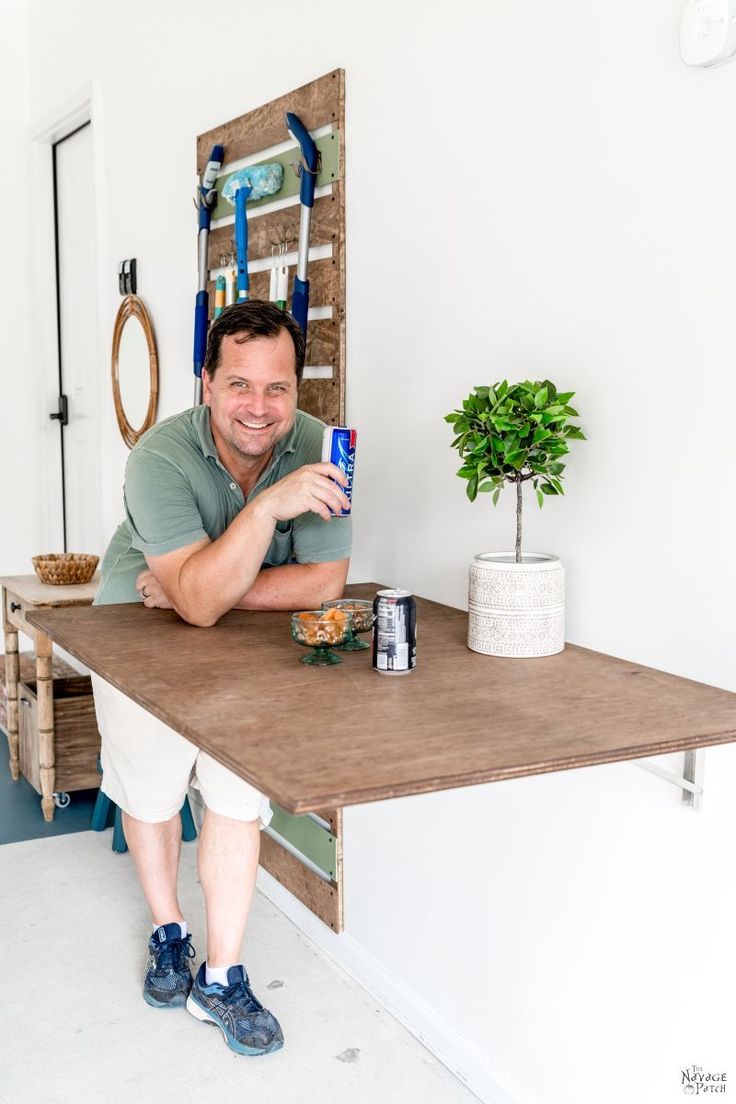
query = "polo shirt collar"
xmin=192 ymin=403 xmax=298 ymax=466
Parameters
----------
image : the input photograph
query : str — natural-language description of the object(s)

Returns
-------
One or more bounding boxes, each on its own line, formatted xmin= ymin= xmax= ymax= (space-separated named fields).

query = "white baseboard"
xmin=256 ymin=866 xmax=539 ymax=1104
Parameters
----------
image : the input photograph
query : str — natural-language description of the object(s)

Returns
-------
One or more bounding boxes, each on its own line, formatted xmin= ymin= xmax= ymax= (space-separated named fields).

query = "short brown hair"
xmin=203 ymin=300 xmax=306 ymax=384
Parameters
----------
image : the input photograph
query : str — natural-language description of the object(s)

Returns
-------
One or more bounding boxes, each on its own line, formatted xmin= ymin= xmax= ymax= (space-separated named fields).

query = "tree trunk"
xmin=515 ymin=476 xmax=522 ymax=563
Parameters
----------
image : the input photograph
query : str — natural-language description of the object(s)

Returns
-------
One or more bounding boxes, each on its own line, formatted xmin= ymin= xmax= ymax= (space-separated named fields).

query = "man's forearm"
xmin=174 ymin=498 xmax=276 ymax=624
xmin=234 ymin=561 xmax=348 ymax=611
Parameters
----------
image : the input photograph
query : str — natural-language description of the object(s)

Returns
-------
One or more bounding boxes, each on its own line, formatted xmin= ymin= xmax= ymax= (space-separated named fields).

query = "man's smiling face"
xmin=202 ymin=329 xmax=299 ymax=465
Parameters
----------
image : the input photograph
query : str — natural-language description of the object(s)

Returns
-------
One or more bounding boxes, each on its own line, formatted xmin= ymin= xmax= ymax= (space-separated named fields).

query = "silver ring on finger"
xmin=142 ymin=587 xmax=150 ymax=599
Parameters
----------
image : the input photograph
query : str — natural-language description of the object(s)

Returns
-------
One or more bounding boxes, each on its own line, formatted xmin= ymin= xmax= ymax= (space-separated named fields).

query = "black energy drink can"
xmin=372 ymin=589 xmax=417 ymax=675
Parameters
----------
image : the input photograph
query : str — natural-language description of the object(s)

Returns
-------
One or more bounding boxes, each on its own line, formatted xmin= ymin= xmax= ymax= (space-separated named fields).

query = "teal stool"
xmin=91 ymin=756 xmax=197 ymax=854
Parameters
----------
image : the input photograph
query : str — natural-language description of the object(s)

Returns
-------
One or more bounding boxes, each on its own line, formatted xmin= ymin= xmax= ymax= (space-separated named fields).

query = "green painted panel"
xmin=209 ymin=131 xmax=340 ymax=222
xmin=268 ymin=803 xmax=337 ymax=879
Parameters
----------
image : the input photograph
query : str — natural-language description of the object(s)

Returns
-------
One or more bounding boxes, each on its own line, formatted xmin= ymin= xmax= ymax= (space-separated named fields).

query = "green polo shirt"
xmin=94 ymin=405 xmax=352 ymax=606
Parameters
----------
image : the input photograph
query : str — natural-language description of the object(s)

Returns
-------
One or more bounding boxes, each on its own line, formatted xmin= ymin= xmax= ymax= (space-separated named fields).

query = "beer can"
xmin=321 ymin=426 xmax=357 ymax=516
xmin=372 ymin=589 xmax=417 ymax=675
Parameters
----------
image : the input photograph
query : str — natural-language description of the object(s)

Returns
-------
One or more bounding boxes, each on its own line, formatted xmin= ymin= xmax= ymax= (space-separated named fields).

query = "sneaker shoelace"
xmin=155 ymin=934 xmax=196 ymax=972
xmin=219 ymin=975 xmax=265 ymax=1015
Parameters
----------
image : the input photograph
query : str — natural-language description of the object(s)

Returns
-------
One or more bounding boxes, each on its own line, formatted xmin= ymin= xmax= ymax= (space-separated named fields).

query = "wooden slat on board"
xmin=207 ymin=188 xmax=341 ymax=270
xmin=259 ymin=831 xmax=341 ymax=932
xmin=197 ymin=70 xmax=342 ymax=175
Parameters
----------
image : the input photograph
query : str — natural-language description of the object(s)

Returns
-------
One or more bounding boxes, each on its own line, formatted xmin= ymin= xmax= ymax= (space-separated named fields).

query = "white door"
xmin=54 ymin=122 xmax=102 ymax=555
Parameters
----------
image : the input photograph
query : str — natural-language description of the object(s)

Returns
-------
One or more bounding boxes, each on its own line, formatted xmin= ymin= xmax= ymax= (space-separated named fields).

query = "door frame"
xmin=29 ymin=82 xmax=109 ymax=553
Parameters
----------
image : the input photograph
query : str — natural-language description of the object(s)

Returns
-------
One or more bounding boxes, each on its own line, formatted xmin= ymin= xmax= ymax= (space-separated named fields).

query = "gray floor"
xmin=0 ymin=829 xmax=479 ymax=1104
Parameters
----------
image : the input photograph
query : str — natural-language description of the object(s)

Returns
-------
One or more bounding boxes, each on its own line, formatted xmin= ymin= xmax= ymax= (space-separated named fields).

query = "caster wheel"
xmin=53 ymin=792 xmax=71 ymax=809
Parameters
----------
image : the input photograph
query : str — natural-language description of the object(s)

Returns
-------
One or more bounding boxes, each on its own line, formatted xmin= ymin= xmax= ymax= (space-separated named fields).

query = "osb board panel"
xmin=297 ymin=379 xmax=340 ymax=426
xmin=260 ymin=831 xmax=341 ymax=932
xmin=208 ymin=187 xmax=341 ymax=270
xmin=313 ymin=807 xmax=340 ymax=837
xmin=197 ymin=71 xmax=346 ymax=427
xmin=208 ymin=254 xmax=340 ymax=316
xmin=197 ymin=70 xmax=343 ymax=174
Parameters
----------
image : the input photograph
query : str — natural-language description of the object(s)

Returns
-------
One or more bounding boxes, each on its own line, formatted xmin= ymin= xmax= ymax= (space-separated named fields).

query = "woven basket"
xmin=32 ymin=553 xmax=99 ymax=586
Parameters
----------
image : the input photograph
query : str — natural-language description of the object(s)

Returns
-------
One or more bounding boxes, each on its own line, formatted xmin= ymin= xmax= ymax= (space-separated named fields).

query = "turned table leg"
xmin=35 ymin=629 xmax=56 ymax=823
xmin=3 ymin=615 xmax=20 ymax=782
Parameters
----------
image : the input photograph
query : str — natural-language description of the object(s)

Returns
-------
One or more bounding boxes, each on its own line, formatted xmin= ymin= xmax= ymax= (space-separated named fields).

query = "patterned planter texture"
xmin=468 ymin=552 xmax=565 ymax=658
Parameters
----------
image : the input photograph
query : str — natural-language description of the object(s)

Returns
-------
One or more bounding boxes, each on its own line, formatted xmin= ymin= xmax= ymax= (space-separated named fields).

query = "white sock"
xmin=152 ymin=920 xmax=187 ymax=938
xmin=205 ymin=961 xmax=236 ymax=986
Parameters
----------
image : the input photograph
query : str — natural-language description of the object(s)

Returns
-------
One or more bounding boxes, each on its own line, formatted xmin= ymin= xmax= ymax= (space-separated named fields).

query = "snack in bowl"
xmin=321 ymin=598 xmax=375 ymax=650
xmin=291 ymin=609 xmax=353 ymax=665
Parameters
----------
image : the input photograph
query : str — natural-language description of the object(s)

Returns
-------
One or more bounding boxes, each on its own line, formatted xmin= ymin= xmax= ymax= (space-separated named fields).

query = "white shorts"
xmin=91 ymin=673 xmax=273 ymax=828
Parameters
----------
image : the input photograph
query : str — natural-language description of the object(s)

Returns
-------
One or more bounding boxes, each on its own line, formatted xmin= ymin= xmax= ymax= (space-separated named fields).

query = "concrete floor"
xmin=0 ymin=830 xmax=480 ymax=1104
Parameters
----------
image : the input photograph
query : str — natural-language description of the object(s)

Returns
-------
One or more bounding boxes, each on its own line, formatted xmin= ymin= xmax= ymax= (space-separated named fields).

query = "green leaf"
xmin=565 ymin=426 xmax=587 ymax=440
xmin=548 ymin=462 xmax=566 ymax=475
xmin=492 ymin=487 xmax=501 ymax=505
xmin=536 ymin=489 xmax=544 ymax=508
xmin=534 ymin=386 xmax=548 ymax=408
xmin=474 ymin=386 xmax=490 ymax=399
xmin=496 ymin=380 xmax=509 ymax=401
xmin=469 ymin=436 xmax=490 ymax=454
xmin=456 ymin=465 xmax=476 ymax=478
xmin=563 ymin=405 xmax=579 ymax=416
xmin=540 ymin=482 xmax=558 ymax=495
xmin=466 ymin=474 xmax=478 ymax=501
xmin=520 ymin=392 xmax=535 ymax=411
xmin=532 ymin=427 xmax=552 ymax=445
xmin=505 ymin=450 xmax=527 ymax=470
xmin=556 ymin=391 xmax=575 ymax=404
xmin=550 ymin=477 xmax=565 ymax=494
xmin=478 ymin=481 xmax=494 ymax=492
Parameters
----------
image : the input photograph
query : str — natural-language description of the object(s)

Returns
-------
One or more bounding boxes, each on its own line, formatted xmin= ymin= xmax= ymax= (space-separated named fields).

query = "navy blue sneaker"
xmin=143 ymin=923 xmax=196 ymax=1009
xmin=186 ymin=963 xmax=284 ymax=1055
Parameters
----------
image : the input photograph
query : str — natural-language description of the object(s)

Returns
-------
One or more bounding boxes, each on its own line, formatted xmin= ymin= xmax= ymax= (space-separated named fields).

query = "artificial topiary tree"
xmin=445 ymin=380 xmax=586 ymax=563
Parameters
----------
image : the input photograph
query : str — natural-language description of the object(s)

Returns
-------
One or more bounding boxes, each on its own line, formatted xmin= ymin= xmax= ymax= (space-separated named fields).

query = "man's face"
xmin=203 ymin=330 xmax=299 ymax=463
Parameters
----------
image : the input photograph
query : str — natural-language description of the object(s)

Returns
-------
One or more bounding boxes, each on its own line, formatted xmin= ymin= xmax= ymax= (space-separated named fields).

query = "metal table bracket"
xmin=635 ymin=749 xmax=704 ymax=810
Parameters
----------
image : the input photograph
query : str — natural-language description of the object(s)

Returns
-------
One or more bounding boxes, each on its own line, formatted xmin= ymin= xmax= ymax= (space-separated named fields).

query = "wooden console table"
xmin=2 ymin=572 xmax=100 ymax=821
xmin=26 ymin=583 xmax=736 ymax=927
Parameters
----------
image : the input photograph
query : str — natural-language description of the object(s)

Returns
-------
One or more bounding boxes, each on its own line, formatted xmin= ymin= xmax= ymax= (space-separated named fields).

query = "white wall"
xmin=11 ymin=2 xmax=736 ymax=1102
xmin=0 ymin=2 xmax=38 ymax=573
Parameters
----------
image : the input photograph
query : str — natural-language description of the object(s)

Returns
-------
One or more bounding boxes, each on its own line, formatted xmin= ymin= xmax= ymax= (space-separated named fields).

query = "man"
xmin=91 ymin=300 xmax=351 ymax=1057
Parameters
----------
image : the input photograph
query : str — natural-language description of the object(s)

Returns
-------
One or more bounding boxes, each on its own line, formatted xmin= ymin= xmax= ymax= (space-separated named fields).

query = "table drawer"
xmin=3 ymin=590 xmax=37 ymax=636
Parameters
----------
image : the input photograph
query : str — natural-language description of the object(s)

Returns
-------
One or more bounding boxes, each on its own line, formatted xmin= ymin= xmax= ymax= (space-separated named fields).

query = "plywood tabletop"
xmin=1 ymin=573 xmax=100 ymax=607
xmin=26 ymin=584 xmax=736 ymax=815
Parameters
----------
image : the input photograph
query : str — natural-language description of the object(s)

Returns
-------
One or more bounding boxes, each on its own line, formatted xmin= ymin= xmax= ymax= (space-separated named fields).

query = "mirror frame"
xmin=111 ymin=294 xmax=159 ymax=449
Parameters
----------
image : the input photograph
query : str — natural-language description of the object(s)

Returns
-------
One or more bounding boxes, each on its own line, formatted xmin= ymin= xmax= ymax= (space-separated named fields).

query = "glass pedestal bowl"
xmin=291 ymin=609 xmax=353 ymax=665
xmin=321 ymin=598 xmax=375 ymax=651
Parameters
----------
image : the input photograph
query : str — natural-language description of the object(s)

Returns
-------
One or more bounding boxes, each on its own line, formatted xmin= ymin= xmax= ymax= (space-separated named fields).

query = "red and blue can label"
xmin=321 ymin=426 xmax=357 ymax=517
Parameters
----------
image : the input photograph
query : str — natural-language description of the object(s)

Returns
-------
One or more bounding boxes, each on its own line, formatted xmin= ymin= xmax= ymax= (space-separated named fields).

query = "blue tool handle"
xmin=291 ymin=277 xmax=309 ymax=335
xmin=198 ymin=144 xmax=224 ymax=229
xmin=235 ymin=187 xmax=250 ymax=298
xmin=202 ymin=145 xmax=224 ymax=191
xmin=193 ymin=291 xmax=209 ymax=377
xmin=285 ymin=112 xmax=318 ymax=208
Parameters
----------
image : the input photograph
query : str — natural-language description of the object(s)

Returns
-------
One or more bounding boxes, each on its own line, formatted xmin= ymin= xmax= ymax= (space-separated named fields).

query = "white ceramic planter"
xmin=467 ymin=552 xmax=565 ymax=658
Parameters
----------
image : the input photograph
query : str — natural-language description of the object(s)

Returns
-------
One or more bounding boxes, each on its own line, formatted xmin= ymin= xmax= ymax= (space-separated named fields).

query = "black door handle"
xmin=10 ymin=602 xmax=21 ymax=613
xmin=50 ymin=395 xmax=69 ymax=426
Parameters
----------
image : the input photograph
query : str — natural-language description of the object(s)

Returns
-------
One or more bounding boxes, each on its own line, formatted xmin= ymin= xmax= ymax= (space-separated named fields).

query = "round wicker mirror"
xmin=111 ymin=294 xmax=159 ymax=449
